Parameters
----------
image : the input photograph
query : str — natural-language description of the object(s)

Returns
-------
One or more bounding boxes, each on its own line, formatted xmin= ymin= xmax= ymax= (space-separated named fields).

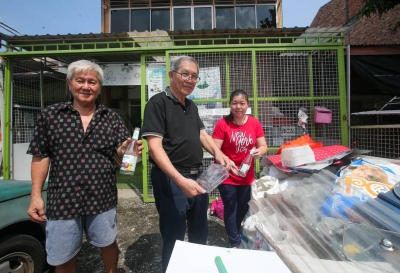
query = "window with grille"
xmin=131 ymin=9 xmax=151 ymax=31
xmin=236 ymin=6 xmax=256 ymax=28
xmin=216 ymin=4 xmax=276 ymax=29
xmin=151 ymin=9 xmax=171 ymax=30
xmin=257 ymin=5 xmax=276 ymax=28
xmin=111 ymin=3 xmax=277 ymax=31
xmin=173 ymin=6 xmax=212 ymax=30
xmin=111 ymin=9 xmax=130 ymax=32
xmin=215 ymin=7 xmax=234 ymax=29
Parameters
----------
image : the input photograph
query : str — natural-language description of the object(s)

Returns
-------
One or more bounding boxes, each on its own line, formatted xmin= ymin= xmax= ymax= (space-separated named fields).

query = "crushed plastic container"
xmin=243 ymin=168 xmax=400 ymax=273
xmin=196 ymin=164 xmax=229 ymax=193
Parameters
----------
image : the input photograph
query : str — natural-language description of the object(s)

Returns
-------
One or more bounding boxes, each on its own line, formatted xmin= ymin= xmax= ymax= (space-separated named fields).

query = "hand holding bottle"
xmin=120 ymin=127 xmax=141 ymax=175
xmin=238 ymin=147 xmax=256 ymax=177
xmin=228 ymin=159 xmax=240 ymax=176
xmin=118 ymin=139 xmax=143 ymax=157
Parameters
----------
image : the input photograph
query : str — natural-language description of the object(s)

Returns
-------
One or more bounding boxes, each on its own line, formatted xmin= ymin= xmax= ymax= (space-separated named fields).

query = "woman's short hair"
xmin=66 ymin=60 xmax=104 ymax=84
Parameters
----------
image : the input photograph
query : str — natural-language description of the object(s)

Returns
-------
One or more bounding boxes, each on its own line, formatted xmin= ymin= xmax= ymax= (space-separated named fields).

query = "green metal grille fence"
xmin=2 ymin=35 xmax=347 ymax=200
xmin=142 ymin=48 xmax=345 ymax=201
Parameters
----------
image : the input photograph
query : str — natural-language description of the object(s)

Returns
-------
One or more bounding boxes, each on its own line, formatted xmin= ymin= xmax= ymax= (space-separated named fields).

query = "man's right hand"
xmin=27 ymin=196 xmax=46 ymax=223
xmin=178 ymin=177 xmax=206 ymax=198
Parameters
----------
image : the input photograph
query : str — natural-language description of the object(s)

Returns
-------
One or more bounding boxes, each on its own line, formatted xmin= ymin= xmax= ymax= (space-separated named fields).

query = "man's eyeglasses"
xmin=172 ymin=70 xmax=200 ymax=83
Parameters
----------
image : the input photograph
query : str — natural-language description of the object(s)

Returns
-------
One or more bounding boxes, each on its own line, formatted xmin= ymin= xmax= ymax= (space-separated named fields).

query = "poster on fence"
xmin=146 ymin=65 xmax=222 ymax=102
xmin=147 ymin=64 xmax=166 ymax=99
xmin=188 ymin=67 xmax=221 ymax=101
xmin=190 ymin=67 xmax=222 ymax=134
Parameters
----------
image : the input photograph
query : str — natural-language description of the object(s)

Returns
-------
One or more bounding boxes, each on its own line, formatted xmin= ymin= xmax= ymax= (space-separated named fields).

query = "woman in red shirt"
xmin=212 ymin=89 xmax=268 ymax=248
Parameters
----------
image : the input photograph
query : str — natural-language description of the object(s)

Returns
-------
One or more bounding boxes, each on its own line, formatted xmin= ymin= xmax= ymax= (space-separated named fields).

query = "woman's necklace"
xmin=233 ymin=115 xmax=247 ymax=130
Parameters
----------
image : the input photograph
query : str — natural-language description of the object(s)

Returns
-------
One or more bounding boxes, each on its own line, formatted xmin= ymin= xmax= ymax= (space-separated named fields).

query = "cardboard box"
xmin=281 ymin=145 xmax=316 ymax=167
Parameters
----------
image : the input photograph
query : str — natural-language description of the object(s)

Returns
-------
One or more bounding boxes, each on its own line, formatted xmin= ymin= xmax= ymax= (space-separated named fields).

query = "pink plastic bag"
xmin=210 ymin=198 xmax=224 ymax=220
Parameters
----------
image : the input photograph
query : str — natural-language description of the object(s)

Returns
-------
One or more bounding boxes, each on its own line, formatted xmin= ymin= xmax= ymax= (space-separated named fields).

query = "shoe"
xmin=231 ymin=244 xmax=241 ymax=249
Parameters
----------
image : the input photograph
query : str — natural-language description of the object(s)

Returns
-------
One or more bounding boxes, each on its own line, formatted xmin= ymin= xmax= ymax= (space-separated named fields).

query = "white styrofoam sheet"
xmin=166 ymin=240 xmax=291 ymax=273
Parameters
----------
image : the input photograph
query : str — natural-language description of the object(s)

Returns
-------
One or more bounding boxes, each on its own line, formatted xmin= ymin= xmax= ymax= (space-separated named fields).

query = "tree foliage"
xmin=358 ymin=0 xmax=400 ymax=33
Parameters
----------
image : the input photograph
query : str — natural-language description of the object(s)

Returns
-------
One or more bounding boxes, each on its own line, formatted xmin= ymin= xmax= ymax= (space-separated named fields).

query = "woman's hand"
xmin=251 ymin=148 xmax=262 ymax=159
xmin=229 ymin=160 xmax=241 ymax=176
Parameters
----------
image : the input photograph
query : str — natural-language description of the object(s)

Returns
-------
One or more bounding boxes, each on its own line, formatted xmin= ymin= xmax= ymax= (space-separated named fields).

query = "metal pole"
xmin=3 ymin=58 xmax=12 ymax=179
xmin=347 ymin=45 xmax=351 ymax=145
xmin=345 ymin=0 xmax=351 ymax=146
xmin=40 ymin=68 xmax=44 ymax=109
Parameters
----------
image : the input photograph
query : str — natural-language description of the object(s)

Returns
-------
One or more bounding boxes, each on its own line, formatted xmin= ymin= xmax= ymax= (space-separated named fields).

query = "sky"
xmin=0 ymin=0 xmax=330 ymax=36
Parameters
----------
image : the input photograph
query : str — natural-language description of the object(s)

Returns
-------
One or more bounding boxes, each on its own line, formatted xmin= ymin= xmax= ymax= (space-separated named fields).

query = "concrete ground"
xmin=75 ymin=189 xmax=230 ymax=273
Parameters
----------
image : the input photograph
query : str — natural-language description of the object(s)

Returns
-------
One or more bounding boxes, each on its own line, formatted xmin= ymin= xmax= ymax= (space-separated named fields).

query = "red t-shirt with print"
xmin=212 ymin=116 xmax=265 ymax=186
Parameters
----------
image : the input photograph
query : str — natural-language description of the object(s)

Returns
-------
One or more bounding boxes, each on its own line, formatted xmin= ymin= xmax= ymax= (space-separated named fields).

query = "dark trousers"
xmin=151 ymin=167 xmax=209 ymax=272
xmin=218 ymin=184 xmax=251 ymax=247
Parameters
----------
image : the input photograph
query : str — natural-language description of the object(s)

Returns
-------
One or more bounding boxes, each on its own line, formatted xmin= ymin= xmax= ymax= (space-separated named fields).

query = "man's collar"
xmin=164 ymin=87 xmax=179 ymax=103
xmin=62 ymin=99 xmax=108 ymax=113
xmin=165 ymin=87 xmax=189 ymax=105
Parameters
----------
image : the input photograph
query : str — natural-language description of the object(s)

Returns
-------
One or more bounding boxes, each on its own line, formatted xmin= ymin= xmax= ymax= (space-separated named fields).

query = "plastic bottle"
xmin=238 ymin=147 xmax=256 ymax=177
xmin=120 ymin=127 xmax=140 ymax=175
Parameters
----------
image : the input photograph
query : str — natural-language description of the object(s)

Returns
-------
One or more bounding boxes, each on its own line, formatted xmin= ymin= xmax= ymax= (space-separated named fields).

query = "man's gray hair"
xmin=170 ymin=56 xmax=199 ymax=73
xmin=66 ymin=60 xmax=104 ymax=84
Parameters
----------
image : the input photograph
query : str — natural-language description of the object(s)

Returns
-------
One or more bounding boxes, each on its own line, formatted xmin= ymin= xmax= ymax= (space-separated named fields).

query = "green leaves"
xmin=358 ymin=0 xmax=400 ymax=32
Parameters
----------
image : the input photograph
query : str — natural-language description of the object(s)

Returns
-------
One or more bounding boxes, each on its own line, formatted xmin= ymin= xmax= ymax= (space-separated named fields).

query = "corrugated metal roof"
xmin=2 ymin=27 xmax=345 ymax=82
xmin=1 ymin=28 xmax=313 ymax=45
xmin=166 ymin=27 xmax=309 ymax=39
xmin=294 ymin=26 xmax=349 ymax=43
xmin=1 ymin=32 xmax=132 ymax=44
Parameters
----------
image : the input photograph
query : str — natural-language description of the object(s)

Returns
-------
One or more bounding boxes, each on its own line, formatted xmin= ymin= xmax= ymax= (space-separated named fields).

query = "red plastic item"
xmin=276 ymin=134 xmax=323 ymax=155
xmin=210 ymin=198 xmax=224 ymax=220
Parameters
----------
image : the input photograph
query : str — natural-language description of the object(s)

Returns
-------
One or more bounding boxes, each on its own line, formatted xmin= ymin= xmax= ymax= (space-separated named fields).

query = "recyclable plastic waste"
xmin=196 ymin=164 xmax=229 ymax=193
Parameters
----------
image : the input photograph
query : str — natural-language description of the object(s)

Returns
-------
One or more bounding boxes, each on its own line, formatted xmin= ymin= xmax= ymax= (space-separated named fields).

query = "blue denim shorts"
xmin=45 ymin=208 xmax=117 ymax=266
